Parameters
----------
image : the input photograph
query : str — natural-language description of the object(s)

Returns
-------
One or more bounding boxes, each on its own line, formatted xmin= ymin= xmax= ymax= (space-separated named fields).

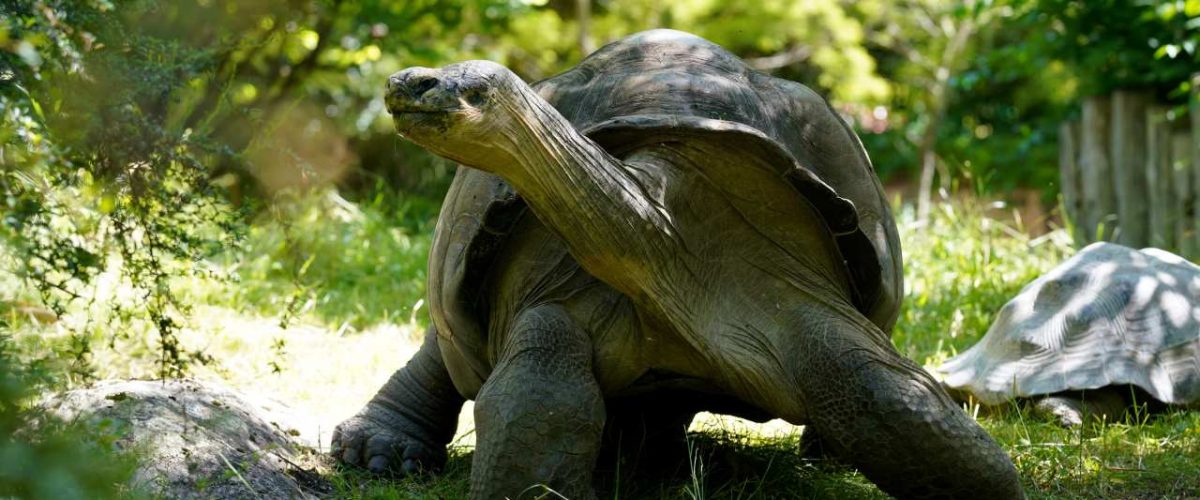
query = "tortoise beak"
xmin=386 ymin=67 xmax=447 ymax=115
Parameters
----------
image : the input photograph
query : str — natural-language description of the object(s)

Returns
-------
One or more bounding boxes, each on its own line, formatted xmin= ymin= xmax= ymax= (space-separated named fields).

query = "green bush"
xmin=0 ymin=330 xmax=140 ymax=499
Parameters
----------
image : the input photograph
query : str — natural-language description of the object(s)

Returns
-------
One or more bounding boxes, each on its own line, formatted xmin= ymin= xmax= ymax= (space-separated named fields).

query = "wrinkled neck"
xmin=487 ymin=85 xmax=676 ymax=295
xmin=497 ymin=87 xmax=613 ymax=187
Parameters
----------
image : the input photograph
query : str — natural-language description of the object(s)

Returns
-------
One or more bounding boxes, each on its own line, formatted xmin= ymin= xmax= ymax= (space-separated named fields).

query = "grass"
xmin=183 ymin=188 xmax=441 ymax=331
xmin=5 ymin=188 xmax=1200 ymax=498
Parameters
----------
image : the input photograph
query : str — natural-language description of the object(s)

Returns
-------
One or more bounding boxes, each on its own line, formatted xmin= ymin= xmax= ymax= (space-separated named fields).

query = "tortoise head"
xmin=386 ymin=61 xmax=536 ymax=171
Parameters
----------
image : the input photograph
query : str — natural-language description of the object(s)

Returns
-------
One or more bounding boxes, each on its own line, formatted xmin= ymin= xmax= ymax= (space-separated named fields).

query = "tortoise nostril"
xmin=410 ymin=76 xmax=439 ymax=98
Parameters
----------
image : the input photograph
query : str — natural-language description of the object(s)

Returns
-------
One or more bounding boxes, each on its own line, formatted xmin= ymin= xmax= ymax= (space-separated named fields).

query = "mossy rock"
xmin=42 ymin=379 xmax=331 ymax=499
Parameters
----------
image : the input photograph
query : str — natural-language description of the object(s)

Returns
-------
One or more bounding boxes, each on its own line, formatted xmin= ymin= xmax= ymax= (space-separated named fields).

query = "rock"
xmin=42 ymin=379 xmax=331 ymax=499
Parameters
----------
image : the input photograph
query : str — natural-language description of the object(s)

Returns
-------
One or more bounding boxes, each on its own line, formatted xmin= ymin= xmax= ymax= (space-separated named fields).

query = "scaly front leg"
xmin=471 ymin=304 xmax=605 ymax=499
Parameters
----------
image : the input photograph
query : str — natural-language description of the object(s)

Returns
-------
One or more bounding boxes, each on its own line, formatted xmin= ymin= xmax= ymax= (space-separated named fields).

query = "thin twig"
xmin=217 ymin=450 xmax=263 ymax=500
xmin=746 ymin=45 xmax=812 ymax=70
xmin=267 ymin=450 xmax=317 ymax=500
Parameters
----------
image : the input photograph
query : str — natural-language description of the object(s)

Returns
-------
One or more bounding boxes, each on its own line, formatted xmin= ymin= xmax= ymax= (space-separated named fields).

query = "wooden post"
xmin=1146 ymin=105 xmax=1174 ymax=249
xmin=1192 ymin=73 xmax=1200 ymax=259
xmin=1111 ymin=90 xmax=1151 ymax=247
xmin=1058 ymin=121 xmax=1083 ymax=245
xmin=1079 ymin=95 xmax=1114 ymax=242
xmin=1173 ymin=129 xmax=1195 ymax=257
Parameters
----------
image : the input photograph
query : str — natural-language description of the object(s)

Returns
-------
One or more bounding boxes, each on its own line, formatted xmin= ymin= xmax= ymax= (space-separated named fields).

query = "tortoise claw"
xmin=331 ymin=407 xmax=448 ymax=477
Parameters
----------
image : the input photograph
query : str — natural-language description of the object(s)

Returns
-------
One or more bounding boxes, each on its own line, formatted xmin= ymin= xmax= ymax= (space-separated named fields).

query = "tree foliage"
xmin=859 ymin=0 xmax=1199 ymax=198
xmin=1017 ymin=0 xmax=1200 ymax=97
xmin=0 ymin=0 xmax=539 ymax=377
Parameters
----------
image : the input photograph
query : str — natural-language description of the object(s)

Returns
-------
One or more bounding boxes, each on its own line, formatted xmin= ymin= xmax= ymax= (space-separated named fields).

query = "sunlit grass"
xmin=893 ymin=197 xmax=1076 ymax=366
xmin=182 ymin=188 xmax=440 ymax=331
xmin=6 ymin=190 xmax=1200 ymax=498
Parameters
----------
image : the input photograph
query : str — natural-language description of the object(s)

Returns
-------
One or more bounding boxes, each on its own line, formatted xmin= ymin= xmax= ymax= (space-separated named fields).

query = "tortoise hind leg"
xmin=1032 ymin=388 xmax=1129 ymax=427
xmin=777 ymin=312 xmax=1022 ymax=499
xmin=471 ymin=304 xmax=605 ymax=499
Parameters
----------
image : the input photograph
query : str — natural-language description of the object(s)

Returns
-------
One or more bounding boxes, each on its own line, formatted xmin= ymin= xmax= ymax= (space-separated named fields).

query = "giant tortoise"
xmin=941 ymin=242 xmax=1200 ymax=426
xmin=333 ymin=29 xmax=1021 ymax=498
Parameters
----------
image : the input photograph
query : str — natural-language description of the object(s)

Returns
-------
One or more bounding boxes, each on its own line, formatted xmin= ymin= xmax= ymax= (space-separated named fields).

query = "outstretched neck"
xmin=488 ymin=87 xmax=676 ymax=295
xmin=498 ymin=90 xmax=614 ymax=193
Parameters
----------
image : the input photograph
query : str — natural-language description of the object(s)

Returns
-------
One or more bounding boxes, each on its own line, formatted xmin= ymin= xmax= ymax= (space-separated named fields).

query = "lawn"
xmin=6 ymin=190 xmax=1199 ymax=499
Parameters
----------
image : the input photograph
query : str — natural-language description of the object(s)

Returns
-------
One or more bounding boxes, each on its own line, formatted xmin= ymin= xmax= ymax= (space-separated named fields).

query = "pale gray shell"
xmin=939 ymin=242 xmax=1200 ymax=405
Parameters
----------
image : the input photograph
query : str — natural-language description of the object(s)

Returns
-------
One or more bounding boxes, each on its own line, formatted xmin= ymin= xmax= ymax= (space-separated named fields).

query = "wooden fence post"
xmin=1111 ymin=90 xmax=1151 ymax=247
xmin=1079 ymin=95 xmax=1114 ymax=242
xmin=1059 ymin=121 xmax=1083 ymax=244
xmin=1173 ymin=128 xmax=1195 ymax=257
xmin=1192 ymin=73 xmax=1200 ymax=258
xmin=1147 ymin=105 xmax=1174 ymax=249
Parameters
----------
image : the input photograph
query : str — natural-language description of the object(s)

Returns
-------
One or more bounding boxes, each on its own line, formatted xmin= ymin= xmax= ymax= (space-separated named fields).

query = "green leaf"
xmin=10 ymin=84 xmax=41 ymax=122
xmin=98 ymin=195 xmax=116 ymax=214
xmin=1155 ymin=44 xmax=1181 ymax=59
xmin=1185 ymin=0 xmax=1200 ymax=17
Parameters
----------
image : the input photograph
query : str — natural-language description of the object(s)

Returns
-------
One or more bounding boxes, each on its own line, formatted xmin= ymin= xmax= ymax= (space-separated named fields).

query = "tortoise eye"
xmin=463 ymin=88 xmax=488 ymax=107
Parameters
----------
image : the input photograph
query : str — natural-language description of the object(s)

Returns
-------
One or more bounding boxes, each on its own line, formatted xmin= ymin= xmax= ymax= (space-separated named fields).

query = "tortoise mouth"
xmin=388 ymin=106 xmax=456 ymax=116
xmin=390 ymin=106 xmax=463 ymax=137
xmin=384 ymin=89 xmax=467 ymax=118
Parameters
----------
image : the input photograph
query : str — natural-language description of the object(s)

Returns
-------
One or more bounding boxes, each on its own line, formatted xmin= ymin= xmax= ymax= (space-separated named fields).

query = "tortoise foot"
xmin=1032 ymin=389 xmax=1128 ymax=427
xmin=332 ymin=327 xmax=463 ymax=476
xmin=332 ymin=403 xmax=450 ymax=476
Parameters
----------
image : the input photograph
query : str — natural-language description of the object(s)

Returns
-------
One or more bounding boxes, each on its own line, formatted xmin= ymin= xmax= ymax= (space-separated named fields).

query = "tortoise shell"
xmin=428 ymin=30 xmax=903 ymax=390
xmin=940 ymin=242 xmax=1200 ymax=405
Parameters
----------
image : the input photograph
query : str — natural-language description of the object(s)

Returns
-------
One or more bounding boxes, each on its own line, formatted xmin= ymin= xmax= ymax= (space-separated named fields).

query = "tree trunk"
xmin=915 ymin=16 xmax=977 ymax=225
xmin=576 ymin=0 xmax=594 ymax=55
xmin=1058 ymin=121 xmax=1082 ymax=245
xmin=916 ymin=135 xmax=939 ymax=224
xmin=1146 ymin=105 xmax=1174 ymax=249
xmin=1110 ymin=90 xmax=1151 ymax=247
xmin=1078 ymin=95 xmax=1114 ymax=242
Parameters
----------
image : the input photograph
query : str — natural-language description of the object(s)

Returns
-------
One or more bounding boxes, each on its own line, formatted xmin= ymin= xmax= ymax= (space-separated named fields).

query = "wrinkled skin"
xmin=334 ymin=30 xmax=1023 ymax=499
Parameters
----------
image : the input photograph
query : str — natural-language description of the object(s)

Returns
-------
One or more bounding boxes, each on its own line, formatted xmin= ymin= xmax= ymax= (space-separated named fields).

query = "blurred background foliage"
xmin=0 ymin=0 xmax=1198 ymax=495
xmin=0 ymin=0 xmax=1197 ymax=384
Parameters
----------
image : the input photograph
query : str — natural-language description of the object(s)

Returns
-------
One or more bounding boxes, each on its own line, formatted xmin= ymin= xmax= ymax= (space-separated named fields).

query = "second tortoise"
xmin=941 ymin=242 xmax=1200 ymax=425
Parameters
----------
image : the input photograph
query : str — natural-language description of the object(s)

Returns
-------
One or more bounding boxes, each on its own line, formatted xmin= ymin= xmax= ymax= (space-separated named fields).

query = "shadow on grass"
xmin=326 ymin=406 xmax=1200 ymax=499
xmin=601 ymin=431 xmax=886 ymax=500
xmin=328 ymin=430 xmax=889 ymax=499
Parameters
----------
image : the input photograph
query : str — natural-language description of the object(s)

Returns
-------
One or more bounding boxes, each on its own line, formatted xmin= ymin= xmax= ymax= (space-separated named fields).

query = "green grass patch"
xmin=173 ymin=188 xmax=440 ymax=332
xmin=987 ymin=407 xmax=1200 ymax=498
xmin=893 ymin=198 xmax=1075 ymax=366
